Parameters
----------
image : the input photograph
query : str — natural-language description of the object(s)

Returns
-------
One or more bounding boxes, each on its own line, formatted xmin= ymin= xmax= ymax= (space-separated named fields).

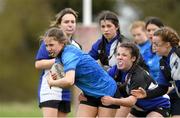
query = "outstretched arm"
xmin=101 ymin=95 xmax=137 ymax=107
xmin=131 ymin=85 xmax=168 ymax=99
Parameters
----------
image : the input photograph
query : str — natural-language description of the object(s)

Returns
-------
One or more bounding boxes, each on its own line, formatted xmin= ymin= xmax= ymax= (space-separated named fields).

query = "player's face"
xmin=116 ymin=47 xmax=136 ymax=71
xmin=100 ymin=20 xmax=118 ymax=41
xmin=131 ymin=27 xmax=147 ymax=45
xmin=44 ymin=37 xmax=64 ymax=57
xmin=152 ymin=36 xmax=170 ymax=56
xmin=146 ymin=24 xmax=160 ymax=42
xmin=58 ymin=14 xmax=76 ymax=38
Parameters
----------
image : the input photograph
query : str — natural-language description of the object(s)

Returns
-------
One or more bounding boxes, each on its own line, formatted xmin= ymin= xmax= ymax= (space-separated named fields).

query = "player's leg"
xmin=98 ymin=107 xmax=117 ymax=117
xmin=58 ymin=111 xmax=68 ymax=117
xmin=127 ymin=113 xmax=136 ymax=118
xmin=147 ymin=107 xmax=170 ymax=118
xmin=42 ymin=107 xmax=58 ymax=117
xmin=76 ymin=103 xmax=98 ymax=117
xmin=98 ymin=92 xmax=119 ymax=117
xmin=40 ymin=100 xmax=59 ymax=117
xmin=57 ymin=101 xmax=70 ymax=117
xmin=115 ymin=106 xmax=131 ymax=117
xmin=76 ymin=95 xmax=98 ymax=117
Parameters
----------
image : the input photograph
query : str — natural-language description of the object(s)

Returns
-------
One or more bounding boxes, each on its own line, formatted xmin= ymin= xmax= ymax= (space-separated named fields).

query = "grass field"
xmin=0 ymin=101 xmax=74 ymax=117
xmin=0 ymin=101 xmax=42 ymax=117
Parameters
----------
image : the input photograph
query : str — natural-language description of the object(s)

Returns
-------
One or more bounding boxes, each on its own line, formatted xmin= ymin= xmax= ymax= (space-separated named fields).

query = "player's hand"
xmin=47 ymin=71 xmax=56 ymax=88
xmin=101 ymin=96 xmax=113 ymax=106
xmin=78 ymin=93 xmax=87 ymax=101
xmin=103 ymin=65 xmax=110 ymax=71
xmin=50 ymin=71 xmax=57 ymax=80
xmin=131 ymin=87 xmax=147 ymax=99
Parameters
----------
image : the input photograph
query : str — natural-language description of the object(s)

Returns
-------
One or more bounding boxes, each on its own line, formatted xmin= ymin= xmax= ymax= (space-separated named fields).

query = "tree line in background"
xmin=126 ymin=0 xmax=180 ymax=33
xmin=0 ymin=0 xmax=179 ymax=102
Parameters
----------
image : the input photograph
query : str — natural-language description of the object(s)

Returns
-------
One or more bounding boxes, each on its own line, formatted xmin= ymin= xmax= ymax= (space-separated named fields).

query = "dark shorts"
xmin=130 ymin=107 xmax=170 ymax=117
xmin=39 ymin=100 xmax=71 ymax=113
xmin=169 ymin=92 xmax=180 ymax=116
xmin=80 ymin=89 xmax=120 ymax=109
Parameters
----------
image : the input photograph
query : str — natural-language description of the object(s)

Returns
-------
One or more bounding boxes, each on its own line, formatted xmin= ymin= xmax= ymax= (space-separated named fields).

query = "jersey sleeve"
xmin=88 ymin=39 xmax=101 ymax=60
xmin=61 ymin=50 xmax=80 ymax=72
xmin=35 ymin=41 xmax=50 ymax=60
xmin=156 ymin=70 xmax=171 ymax=86
xmin=107 ymin=65 xmax=117 ymax=78
xmin=128 ymin=72 xmax=149 ymax=93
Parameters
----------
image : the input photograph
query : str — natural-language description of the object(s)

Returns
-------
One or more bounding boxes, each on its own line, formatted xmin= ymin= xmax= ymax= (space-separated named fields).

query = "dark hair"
xmin=154 ymin=26 xmax=180 ymax=47
xmin=145 ymin=17 xmax=164 ymax=29
xmin=118 ymin=42 xmax=140 ymax=64
xmin=98 ymin=10 xmax=119 ymax=28
xmin=50 ymin=8 xmax=78 ymax=27
xmin=44 ymin=27 xmax=69 ymax=45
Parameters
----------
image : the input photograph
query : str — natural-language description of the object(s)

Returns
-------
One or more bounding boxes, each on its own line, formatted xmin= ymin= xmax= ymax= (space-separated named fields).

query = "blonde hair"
xmin=130 ymin=21 xmax=146 ymax=32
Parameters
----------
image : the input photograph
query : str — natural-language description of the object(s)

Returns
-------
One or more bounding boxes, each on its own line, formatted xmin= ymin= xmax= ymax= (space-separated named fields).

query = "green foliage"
xmin=0 ymin=0 xmax=53 ymax=102
xmin=92 ymin=0 xmax=117 ymax=20
xmin=48 ymin=0 xmax=117 ymax=22
xmin=48 ymin=0 xmax=83 ymax=22
xmin=126 ymin=0 xmax=180 ymax=33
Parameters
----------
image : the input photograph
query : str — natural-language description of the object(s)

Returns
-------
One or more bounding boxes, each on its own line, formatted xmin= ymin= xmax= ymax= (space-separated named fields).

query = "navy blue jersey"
xmin=157 ymin=48 xmax=180 ymax=95
xmin=88 ymin=34 xmax=120 ymax=67
xmin=108 ymin=65 xmax=170 ymax=111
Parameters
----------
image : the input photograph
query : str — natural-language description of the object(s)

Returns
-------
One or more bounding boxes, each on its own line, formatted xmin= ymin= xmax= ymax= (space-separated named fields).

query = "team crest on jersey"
xmin=98 ymin=50 xmax=101 ymax=54
xmin=160 ymin=65 xmax=165 ymax=70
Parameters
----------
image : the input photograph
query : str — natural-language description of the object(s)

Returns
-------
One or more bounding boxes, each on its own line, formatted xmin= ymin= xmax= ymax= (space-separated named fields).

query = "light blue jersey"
xmin=56 ymin=45 xmax=117 ymax=98
xmin=138 ymin=40 xmax=161 ymax=81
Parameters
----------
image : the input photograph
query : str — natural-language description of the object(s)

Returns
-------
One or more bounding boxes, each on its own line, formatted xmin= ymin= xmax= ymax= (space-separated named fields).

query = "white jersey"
xmin=39 ymin=70 xmax=63 ymax=102
xmin=36 ymin=40 xmax=81 ymax=103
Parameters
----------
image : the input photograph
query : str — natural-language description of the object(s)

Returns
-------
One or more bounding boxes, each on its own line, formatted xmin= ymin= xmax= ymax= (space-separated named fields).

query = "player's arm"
xmin=35 ymin=58 xmax=55 ymax=70
xmin=101 ymin=95 xmax=137 ymax=107
xmin=48 ymin=70 xmax=75 ymax=88
xmin=146 ymin=85 xmax=168 ymax=99
xmin=131 ymin=85 xmax=168 ymax=99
